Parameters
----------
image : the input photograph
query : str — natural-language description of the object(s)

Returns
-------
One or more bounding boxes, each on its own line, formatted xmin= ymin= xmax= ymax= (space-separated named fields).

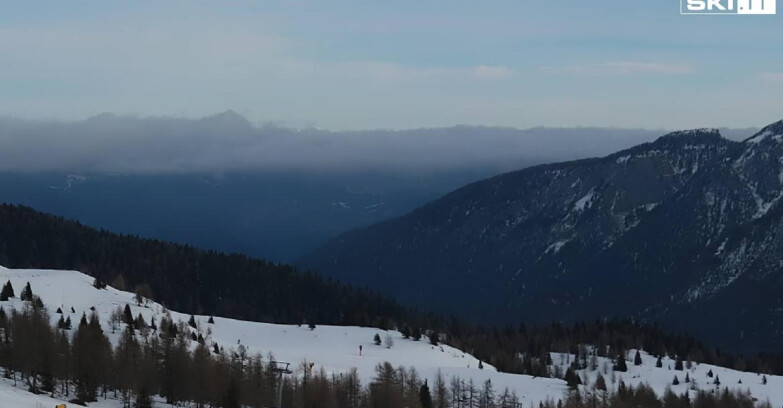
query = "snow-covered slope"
xmin=553 ymin=350 xmax=782 ymax=404
xmin=0 ymin=266 xmax=565 ymax=407
xmin=3 ymin=265 xmax=783 ymax=408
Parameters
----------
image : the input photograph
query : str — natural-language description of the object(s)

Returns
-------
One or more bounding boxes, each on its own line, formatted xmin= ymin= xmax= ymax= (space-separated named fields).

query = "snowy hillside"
xmin=2 ymin=265 xmax=783 ymax=408
xmin=0 ymin=266 xmax=565 ymax=407
xmin=553 ymin=350 xmax=782 ymax=404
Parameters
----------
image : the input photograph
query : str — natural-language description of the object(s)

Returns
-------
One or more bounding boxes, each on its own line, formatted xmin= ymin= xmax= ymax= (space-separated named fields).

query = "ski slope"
xmin=0 ymin=266 xmax=565 ymax=407
xmin=2 ymin=265 xmax=783 ymax=408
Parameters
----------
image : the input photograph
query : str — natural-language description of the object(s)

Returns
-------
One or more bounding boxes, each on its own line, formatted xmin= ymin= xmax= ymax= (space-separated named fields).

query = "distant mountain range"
xmin=302 ymin=120 xmax=783 ymax=352
xmin=5 ymin=112 xmax=736 ymax=262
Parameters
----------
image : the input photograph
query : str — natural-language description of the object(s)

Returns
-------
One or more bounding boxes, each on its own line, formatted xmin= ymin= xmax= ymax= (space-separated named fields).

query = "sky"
xmin=1 ymin=0 xmax=782 ymax=130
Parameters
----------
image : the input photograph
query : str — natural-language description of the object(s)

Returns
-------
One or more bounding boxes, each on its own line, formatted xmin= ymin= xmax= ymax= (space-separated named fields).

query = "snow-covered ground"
xmin=0 ymin=266 xmax=565 ymax=407
xmin=553 ymin=350 xmax=782 ymax=404
xmin=1 ymin=265 xmax=782 ymax=408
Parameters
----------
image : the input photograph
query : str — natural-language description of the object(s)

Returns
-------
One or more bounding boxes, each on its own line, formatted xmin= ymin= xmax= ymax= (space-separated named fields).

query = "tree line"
xmin=0 ymin=296 xmax=774 ymax=408
xmin=4 ymin=203 xmax=783 ymax=381
xmin=0 ymin=203 xmax=431 ymax=329
xmin=0 ymin=289 xmax=524 ymax=408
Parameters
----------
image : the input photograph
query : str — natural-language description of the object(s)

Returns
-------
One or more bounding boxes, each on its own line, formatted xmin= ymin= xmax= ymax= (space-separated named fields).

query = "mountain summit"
xmin=302 ymin=121 xmax=783 ymax=351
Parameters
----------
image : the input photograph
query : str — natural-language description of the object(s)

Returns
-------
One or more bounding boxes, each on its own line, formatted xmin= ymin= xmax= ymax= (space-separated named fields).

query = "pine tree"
xmin=92 ymin=277 xmax=107 ymax=290
xmin=762 ymin=375 xmax=767 ymax=385
xmin=123 ymin=304 xmax=135 ymax=331
xmin=374 ymin=333 xmax=382 ymax=345
xmin=429 ymin=332 xmax=439 ymax=346
xmin=614 ymin=353 xmax=628 ymax=372
xmin=707 ymin=369 xmax=714 ymax=377
xmin=135 ymin=387 xmax=153 ymax=408
xmin=412 ymin=326 xmax=422 ymax=341
xmin=55 ymin=307 xmax=62 ymax=314
xmin=565 ymin=367 xmax=582 ymax=388
xmin=20 ymin=282 xmax=33 ymax=301
xmin=675 ymin=356 xmax=683 ymax=371
xmin=685 ymin=372 xmax=690 ymax=383
xmin=656 ymin=356 xmax=663 ymax=368
xmin=64 ymin=316 xmax=72 ymax=330
xmin=714 ymin=375 xmax=720 ymax=386
xmin=222 ymin=376 xmax=241 ymax=408
xmin=135 ymin=313 xmax=147 ymax=331
xmin=673 ymin=375 xmax=680 ymax=385
xmin=594 ymin=374 xmax=607 ymax=391
xmin=188 ymin=315 xmax=197 ymax=329
xmin=308 ymin=322 xmax=316 ymax=330
xmin=0 ymin=280 xmax=14 ymax=300
xmin=634 ymin=350 xmax=642 ymax=366
xmin=400 ymin=326 xmax=410 ymax=339
xmin=208 ymin=315 xmax=214 ymax=324
xmin=419 ymin=379 xmax=433 ymax=408
xmin=73 ymin=312 xmax=111 ymax=402
xmin=478 ymin=360 xmax=484 ymax=370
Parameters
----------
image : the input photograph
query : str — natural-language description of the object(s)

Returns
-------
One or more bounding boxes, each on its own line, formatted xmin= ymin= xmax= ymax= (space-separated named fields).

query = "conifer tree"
xmin=614 ymin=353 xmax=628 ymax=372
xmin=707 ymin=369 xmax=714 ymax=377
xmin=594 ymin=374 xmax=607 ymax=391
xmin=419 ymin=379 xmax=433 ymax=408
xmin=123 ymin=304 xmax=135 ymax=329
xmin=73 ymin=312 xmax=110 ymax=402
xmin=401 ymin=326 xmax=410 ymax=339
xmin=135 ymin=387 xmax=153 ymax=408
xmin=685 ymin=372 xmax=690 ymax=383
xmin=565 ymin=367 xmax=582 ymax=388
xmin=430 ymin=332 xmax=439 ymax=346
xmin=0 ymin=280 xmax=14 ymax=300
xmin=673 ymin=375 xmax=680 ymax=385
xmin=374 ymin=333 xmax=382 ymax=345
xmin=675 ymin=356 xmax=683 ymax=371
xmin=116 ymin=326 xmax=140 ymax=405
xmin=634 ymin=350 xmax=642 ymax=366
xmin=188 ymin=314 xmax=197 ymax=329
xmin=135 ymin=313 xmax=147 ymax=331
xmin=656 ymin=356 xmax=663 ymax=368
xmin=412 ymin=326 xmax=422 ymax=341
xmin=20 ymin=282 xmax=33 ymax=301
xmin=92 ymin=277 xmax=107 ymax=290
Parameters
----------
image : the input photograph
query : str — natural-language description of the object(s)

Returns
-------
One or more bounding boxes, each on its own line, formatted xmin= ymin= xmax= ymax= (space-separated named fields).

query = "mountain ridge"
xmin=302 ymin=121 xmax=783 ymax=352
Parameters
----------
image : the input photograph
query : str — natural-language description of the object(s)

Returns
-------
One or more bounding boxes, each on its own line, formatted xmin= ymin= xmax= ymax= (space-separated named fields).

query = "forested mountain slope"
xmin=303 ymin=121 xmax=783 ymax=351
xmin=0 ymin=204 xmax=413 ymax=328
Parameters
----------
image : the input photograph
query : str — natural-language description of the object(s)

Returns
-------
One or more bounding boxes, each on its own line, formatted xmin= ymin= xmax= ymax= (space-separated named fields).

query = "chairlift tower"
xmin=272 ymin=361 xmax=293 ymax=408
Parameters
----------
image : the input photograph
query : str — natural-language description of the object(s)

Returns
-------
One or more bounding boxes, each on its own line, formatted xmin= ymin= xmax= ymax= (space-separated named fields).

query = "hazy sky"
xmin=1 ymin=1 xmax=782 ymax=130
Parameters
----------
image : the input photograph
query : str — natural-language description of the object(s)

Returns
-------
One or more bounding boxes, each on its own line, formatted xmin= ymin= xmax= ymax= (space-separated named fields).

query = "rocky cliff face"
xmin=302 ymin=121 xmax=783 ymax=351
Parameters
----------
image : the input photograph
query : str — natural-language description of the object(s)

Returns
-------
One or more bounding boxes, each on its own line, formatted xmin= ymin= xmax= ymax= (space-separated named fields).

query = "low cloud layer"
xmin=0 ymin=111 xmax=758 ymax=174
